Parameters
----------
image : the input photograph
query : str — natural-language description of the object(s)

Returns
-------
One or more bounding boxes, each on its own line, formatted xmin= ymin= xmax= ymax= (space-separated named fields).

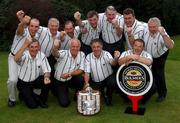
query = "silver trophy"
xmin=77 ymin=85 xmax=100 ymax=115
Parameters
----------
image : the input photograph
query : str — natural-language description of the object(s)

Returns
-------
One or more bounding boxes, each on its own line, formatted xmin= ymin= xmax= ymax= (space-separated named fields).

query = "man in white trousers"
xmin=7 ymin=10 xmax=40 ymax=107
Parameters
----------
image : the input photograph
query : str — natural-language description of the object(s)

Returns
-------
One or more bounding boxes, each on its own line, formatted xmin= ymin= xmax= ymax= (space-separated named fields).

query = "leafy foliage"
xmin=0 ymin=0 xmax=180 ymax=51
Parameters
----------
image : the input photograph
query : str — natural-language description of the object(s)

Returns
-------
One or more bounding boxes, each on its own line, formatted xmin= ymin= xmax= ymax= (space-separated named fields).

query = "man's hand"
xmin=24 ymin=36 xmax=33 ymax=47
xmin=44 ymin=77 xmax=51 ymax=84
xmin=21 ymin=15 xmax=31 ymax=25
xmin=60 ymin=31 xmax=66 ymax=41
xmin=80 ymin=22 xmax=87 ymax=34
xmin=83 ymin=82 xmax=90 ymax=90
xmin=16 ymin=14 xmax=31 ymax=36
xmin=112 ymin=19 xmax=119 ymax=28
xmin=158 ymin=26 xmax=166 ymax=36
xmin=126 ymin=27 xmax=132 ymax=35
xmin=16 ymin=10 xmax=25 ymax=21
xmin=131 ymin=54 xmax=140 ymax=61
xmin=74 ymin=11 xmax=81 ymax=21
xmin=124 ymin=55 xmax=134 ymax=66
xmin=61 ymin=73 xmax=71 ymax=79
xmin=54 ymin=38 xmax=60 ymax=48
xmin=114 ymin=50 xmax=120 ymax=59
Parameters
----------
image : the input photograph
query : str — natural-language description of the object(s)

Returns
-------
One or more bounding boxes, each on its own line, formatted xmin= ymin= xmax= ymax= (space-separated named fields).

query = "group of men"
xmin=7 ymin=5 xmax=174 ymax=109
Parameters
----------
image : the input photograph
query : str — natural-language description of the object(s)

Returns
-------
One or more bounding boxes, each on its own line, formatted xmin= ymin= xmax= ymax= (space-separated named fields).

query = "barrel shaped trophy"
xmin=77 ymin=86 xmax=100 ymax=115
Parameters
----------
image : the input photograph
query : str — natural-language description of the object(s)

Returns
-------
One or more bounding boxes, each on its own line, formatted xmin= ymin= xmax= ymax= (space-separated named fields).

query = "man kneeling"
xmin=14 ymin=37 xmax=51 ymax=109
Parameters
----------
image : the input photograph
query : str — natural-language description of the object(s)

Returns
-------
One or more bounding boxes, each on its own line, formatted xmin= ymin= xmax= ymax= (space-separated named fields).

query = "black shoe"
xmin=8 ymin=99 xmax=16 ymax=107
xmin=34 ymin=94 xmax=48 ymax=108
xmin=38 ymin=99 xmax=48 ymax=108
xmin=39 ymin=102 xmax=48 ymax=108
xmin=104 ymin=97 xmax=112 ymax=106
xmin=156 ymin=97 xmax=165 ymax=102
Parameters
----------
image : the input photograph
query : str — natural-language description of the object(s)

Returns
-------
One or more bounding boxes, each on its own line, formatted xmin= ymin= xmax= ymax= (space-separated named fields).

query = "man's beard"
xmin=150 ymin=32 xmax=158 ymax=38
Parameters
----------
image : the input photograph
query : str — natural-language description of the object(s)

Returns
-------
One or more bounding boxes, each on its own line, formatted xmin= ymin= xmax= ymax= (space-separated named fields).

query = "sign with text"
xmin=116 ymin=61 xmax=153 ymax=96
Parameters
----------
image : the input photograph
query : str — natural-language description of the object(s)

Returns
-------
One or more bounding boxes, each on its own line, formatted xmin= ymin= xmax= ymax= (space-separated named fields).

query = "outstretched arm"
xmin=16 ymin=15 xmax=31 ymax=36
xmin=112 ymin=19 xmax=123 ymax=37
xmin=74 ymin=11 xmax=83 ymax=26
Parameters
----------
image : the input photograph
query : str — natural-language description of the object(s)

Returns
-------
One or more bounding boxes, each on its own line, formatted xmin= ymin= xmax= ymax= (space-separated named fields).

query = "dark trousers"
xmin=103 ymin=38 xmax=125 ymax=56
xmin=89 ymin=73 xmax=117 ymax=102
xmin=17 ymin=76 xmax=50 ymax=109
xmin=47 ymin=55 xmax=56 ymax=80
xmin=47 ymin=55 xmax=57 ymax=95
xmin=54 ymin=75 xmax=84 ymax=107
xmin=80 ymin=43 xmax=92 ymax=56
xmin=103 ymin=39 xmax=125 ymax=73
xmin=141 ymin=80 xmax=156 ymax=102
xmin=152 ymin=50 xmax=169 ymax=98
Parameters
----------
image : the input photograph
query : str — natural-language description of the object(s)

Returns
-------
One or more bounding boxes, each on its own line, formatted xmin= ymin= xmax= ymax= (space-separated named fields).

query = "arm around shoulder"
xmin=14 ymin=37 xmax=32 ymax=62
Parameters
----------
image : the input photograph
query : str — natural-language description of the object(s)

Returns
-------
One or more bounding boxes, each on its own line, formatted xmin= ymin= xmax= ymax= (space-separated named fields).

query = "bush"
xmin=0 ymin=0 xmax=179 ymax=51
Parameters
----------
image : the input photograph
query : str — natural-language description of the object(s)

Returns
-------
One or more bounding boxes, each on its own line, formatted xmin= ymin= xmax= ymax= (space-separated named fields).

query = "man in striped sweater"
xmin=98 ymin=6 xmax=125 ymax=55
xmin=7 ymin=10 xmax=40 ymax=107
xmin=52 ymin=38 xmax=85 ymax=107
xmin=14 ymin=38 xmax=51 ymax=109
xmin=143 ymin=17 xmax=174 ymax=102
xmin=74 ymin=10 xmax=101 ymax=55
xmin=118 ymin=39 xmax=155 ymax=104
xmin=123 ymin=8 xmax=147 ymax=50
xmin=84 ymin=38 xmax=120 ymax=106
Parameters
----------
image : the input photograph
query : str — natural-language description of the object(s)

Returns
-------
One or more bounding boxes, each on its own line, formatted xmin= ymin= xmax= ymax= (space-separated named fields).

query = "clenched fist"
xmin=74 ymin=11 xmax=81 ymax=21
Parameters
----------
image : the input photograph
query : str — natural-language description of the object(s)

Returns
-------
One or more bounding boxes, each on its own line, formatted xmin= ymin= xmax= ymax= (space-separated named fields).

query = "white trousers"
xmin=7 ymin=53 xmax=18 ymax=101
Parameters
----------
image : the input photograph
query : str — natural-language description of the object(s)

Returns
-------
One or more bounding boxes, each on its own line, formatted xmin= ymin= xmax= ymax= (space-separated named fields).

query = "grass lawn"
xmin=0 ymin=35 xmax=180 ymax=123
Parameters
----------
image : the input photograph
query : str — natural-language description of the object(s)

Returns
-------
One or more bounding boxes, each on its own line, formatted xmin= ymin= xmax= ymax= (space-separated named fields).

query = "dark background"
xmin=0 ymin=0 xmax=179 ymax=51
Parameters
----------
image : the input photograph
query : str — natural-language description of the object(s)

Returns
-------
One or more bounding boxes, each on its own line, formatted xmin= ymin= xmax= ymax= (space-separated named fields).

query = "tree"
xmin=0 ymin=0 xmax=54 ymax=50
xmin=0 ymin=0 xmax=179 ymax=51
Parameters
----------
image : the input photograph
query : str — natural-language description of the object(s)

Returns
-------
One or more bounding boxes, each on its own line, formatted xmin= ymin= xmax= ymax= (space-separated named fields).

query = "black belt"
xmin=11 ymin=52 xmax=15 ymax=56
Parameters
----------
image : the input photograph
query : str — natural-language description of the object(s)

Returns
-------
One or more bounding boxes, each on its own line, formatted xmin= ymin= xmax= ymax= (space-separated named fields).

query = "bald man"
xmin=52 ymin=38 xmax=85 ymax=107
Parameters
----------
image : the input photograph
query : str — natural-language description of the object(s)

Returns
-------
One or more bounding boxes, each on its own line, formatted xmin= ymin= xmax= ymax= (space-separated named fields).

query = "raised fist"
xmin=27 ymin=36 xmax=32 ymax=42
xmin=126 ymin=27 xmax=132 ymax=35
xmin=114 ymin=50 xmax=120 ymax=59
xmin=158 ymin=26 xmax=166 ymax=36
xmin=22 ymin=15 xmax=31 ymax=25
xmin=54 ymin=38 xmax=60 ymax=47
xmin=74 ymin=11 xmax=81 ymax=21
xmin=16 ymin=10 xmax=25 ymax=21
xmin=60 ymin=31 xmax=66 ymax=41
xmin=112 ymin=19 xmax=118 ymax=27
xmin=24 ymin=36 xmax=32 ymax=47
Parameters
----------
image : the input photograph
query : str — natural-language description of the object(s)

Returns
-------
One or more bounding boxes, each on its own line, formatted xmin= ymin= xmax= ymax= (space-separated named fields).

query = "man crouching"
xmin=14 ymin=37 xmax=51 ymax=109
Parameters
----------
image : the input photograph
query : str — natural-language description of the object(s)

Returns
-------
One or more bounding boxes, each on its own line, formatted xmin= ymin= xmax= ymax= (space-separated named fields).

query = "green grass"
xmin=0 ymin=36 xmax=180 ymax=123
xmin=168 ymin=35 xmax=180 ymax=60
